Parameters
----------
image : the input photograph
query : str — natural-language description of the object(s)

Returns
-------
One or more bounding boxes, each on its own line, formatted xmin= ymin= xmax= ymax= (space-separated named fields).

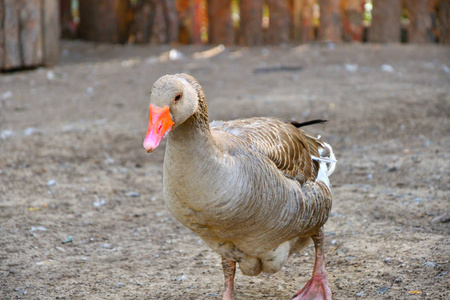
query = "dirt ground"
xmin=0 ymin=41 xmax=449 ymax=299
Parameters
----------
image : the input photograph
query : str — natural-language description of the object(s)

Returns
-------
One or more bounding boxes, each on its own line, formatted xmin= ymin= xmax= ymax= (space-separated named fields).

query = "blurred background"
xmin=1 ymin=0 xmax=449 ymax=71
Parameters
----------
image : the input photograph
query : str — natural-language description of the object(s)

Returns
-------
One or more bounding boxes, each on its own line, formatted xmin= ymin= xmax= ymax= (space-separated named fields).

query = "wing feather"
xmin=210 ymin=117 xmax=334 ymax=184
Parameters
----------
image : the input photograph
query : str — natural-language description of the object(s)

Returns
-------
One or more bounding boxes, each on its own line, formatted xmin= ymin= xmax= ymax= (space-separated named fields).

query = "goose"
xmin=143 ymin=74 xmax=337 ymax=300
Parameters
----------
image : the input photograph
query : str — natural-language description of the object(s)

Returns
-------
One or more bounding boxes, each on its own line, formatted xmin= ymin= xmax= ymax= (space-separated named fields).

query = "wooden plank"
xmin=78 ymin=0 xmax=131 ymax=44
xmin=370 ymin=0 xmax=402 ymax=43
xmin=266 ymin=0 xmax=290 ymax=44
xmin=208 ymin=0 xmax=233 ymax=45
xmin=0 ymin=0 xmax=4 ymax=69
xmin=60 ymin=0 xmax=73 ymax=38
xmin=3 ymin=0 xmax=21 ymax=70
xmin=162 ymin=0 xmax=179 ymax=43
xmin=190 ymin=0 xmax=203 ymax=44
xmin=43 ymin=0 xmax=59 ymax=66
xmin=438 ymin=0 xmax=449 ymax=44
xmin=406 ymin=0 xmax=429 ymax=44
xmin=292 ymin=0 xmax=302 ymax=41
xmin=239 ymin=0 xmax=263 ymax=45
xmin=152 ymin=1 xmax=167 ymax=44
xmin=298 ymin=0 xmax=316 ymax=43
xmin=318 ymin=0 xmax=343 ymax=42
xmin=133 ymin=0 xmax=153 ymax=43
xmin=342 ymin=0 xmax=364 ymax=42
xmin=20 ymin=0 xmax=43 ymax=67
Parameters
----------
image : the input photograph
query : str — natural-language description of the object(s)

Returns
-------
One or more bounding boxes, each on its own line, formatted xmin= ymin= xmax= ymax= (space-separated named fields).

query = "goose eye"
xmin=174 ymin=93 xmax=182 ymax=102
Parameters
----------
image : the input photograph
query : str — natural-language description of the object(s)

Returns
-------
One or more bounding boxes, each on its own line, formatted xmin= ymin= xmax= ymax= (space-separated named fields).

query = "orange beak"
xmin=143 ymin=104 xmax=174 ymax=153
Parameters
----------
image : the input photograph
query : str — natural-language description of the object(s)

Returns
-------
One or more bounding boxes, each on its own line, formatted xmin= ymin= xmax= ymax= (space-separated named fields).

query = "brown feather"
xmin=211 ymin=118 xmax=323 ymax=184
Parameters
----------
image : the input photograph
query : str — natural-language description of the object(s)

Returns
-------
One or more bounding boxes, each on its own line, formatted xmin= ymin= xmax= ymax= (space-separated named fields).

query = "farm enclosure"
xmin=0 ymin=42 xmax=449 ymax=299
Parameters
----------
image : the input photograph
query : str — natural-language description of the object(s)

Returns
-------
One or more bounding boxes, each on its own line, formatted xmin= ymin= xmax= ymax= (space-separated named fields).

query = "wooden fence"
xmin=0 ymin=0 xmax=59 ymax=71
xmin=68 ymin=0 xmax=449 ymax=45
xmin=1 ymin=0 xmax=448 ymax=71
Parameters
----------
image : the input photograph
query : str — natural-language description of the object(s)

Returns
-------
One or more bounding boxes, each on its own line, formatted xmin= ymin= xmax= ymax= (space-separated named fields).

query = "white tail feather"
xmin=312 ymin=140 xmax=337 ymax=184
xmin=311 ymin=155 xmax=337 ymax=164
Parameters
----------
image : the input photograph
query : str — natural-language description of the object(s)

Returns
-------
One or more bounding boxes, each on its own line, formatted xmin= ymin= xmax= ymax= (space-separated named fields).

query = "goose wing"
xmin=210 ymin=117 xmax=335 ymax=184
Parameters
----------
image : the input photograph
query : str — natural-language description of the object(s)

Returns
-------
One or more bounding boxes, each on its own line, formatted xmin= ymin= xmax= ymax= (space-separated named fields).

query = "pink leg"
xmin=222 ymin=258 xmax=236 ymax=300
xmin=293 ymin=228 xmax=332 ymax=300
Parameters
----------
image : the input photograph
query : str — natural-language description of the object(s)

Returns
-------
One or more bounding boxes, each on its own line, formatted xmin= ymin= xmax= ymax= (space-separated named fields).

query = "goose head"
xmin=143 ymin=74 xmax=200 ymax=153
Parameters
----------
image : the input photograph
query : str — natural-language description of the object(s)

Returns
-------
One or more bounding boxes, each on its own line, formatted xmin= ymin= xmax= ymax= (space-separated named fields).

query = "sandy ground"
xmin=0 ymin=42 xmax=449 ymax=299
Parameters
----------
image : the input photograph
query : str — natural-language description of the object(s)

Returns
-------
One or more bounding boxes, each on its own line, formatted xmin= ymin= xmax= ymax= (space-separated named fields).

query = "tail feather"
xmin=312 ymin=139 xmax=337 ymax=186
xmin=290 ymin=119 xmax=327 ymax=128
xmin=326 ymin=144 xmax=337 ymax=176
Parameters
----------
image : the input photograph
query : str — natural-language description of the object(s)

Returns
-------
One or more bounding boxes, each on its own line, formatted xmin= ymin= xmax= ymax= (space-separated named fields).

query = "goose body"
xmin=144 ymin=74 xmax=336 ymax=299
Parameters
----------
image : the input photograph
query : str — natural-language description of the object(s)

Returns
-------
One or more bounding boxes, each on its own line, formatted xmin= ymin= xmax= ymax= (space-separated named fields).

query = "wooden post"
xmin=162 ymin=0 xmax=179 ymax=43
xmin=78 ymin=0 xmax=131 ymax=44
xmin=240 ymin=0 xmax=263 ymax=45
xmin=302 ymin=0 xmax=316 ymax=42
xmin=21 ymin=0 xmax=43 ymax=67
xmin=132 ymin=0 xmax=153 ymax=43
xmin=43 ymin=0 xmax=59 ymax=66
xmin=292 ymin=0 xmax=302 ymax=41
xmin=152 ymin=1 xmax=167 ymax=43
xmin=342 ymin=0 xmax=364 ymax=42
xmin=292 ymin=0 xmax=314 ymax=42
xmin=1 ymin=0 xmax=59 ymax=70
xmin=207 ymin=0 xmax=233 ymax=44
xmin=427 ymin=0 xmax=438 ymax=42
xmin=265 ymin=0 xmax=290 ymax=44
xmin=406 ymin=0 xmax=430 ymax=43
xmin=0 ymin=0 xmax=4 ymax=68
xmin=60 ymin=0 xmax=74 ymax=38
xmin=438 ymin=0 xmax=450 ymax=44
xmin=318 ymin=0 xmax=343 ymax=42
xmin=190 ymin=0 xmax=203 ymax=44
xmin=370 ymin=0 xmax=402 ymax=43
xmin=3 ymin=0 xmax=21 ymax=69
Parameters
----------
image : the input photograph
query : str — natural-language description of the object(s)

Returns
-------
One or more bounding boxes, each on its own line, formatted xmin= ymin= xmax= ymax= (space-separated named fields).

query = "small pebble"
xmin=1 ymin=129 xmax=14 ymax=140
xmin=356 ymin=291 xmax=366 ymax=297
xmin=381 ymin=64 xmax=394 ymax=72
xmin=62 ymin=237 xmax=73 ymax=244
xmin=376 ymin=286 xmax=390 ymax=294
xmin=115 ymin=282 xmax=124 ymax=288
xmin=442 ymin=64 xmax=450 ymax=74
xmin=46 ymin=71 xmax=55 ymax=80
xmin=423 ymin=261 xmax=437 ymax=268
xmin=125 ymin=191 xmax=140 ymax=197
xmin=93 ymin=199 xmax=106 ymax=207
xmin=344 ymin=64 xmax=358 ymax=72
xmin=47 ymin=179 xmax=57 ymax=186
xmin=24 ymin=127 xmax=39 ymax=136
xmin=176 ymin=274 xmax=187 ymax=281
xmin=168 ymin=49 xmax=186 ymax=61
xmin=345 ymin=256 xmax=356 ymax=261
xmin=30 ymin=226 xmax=47 ymax=232
xmin=387 ymin=166 xmax=397 ymax=172
xmin=0 ymin=91 xmax=13 ymax=100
